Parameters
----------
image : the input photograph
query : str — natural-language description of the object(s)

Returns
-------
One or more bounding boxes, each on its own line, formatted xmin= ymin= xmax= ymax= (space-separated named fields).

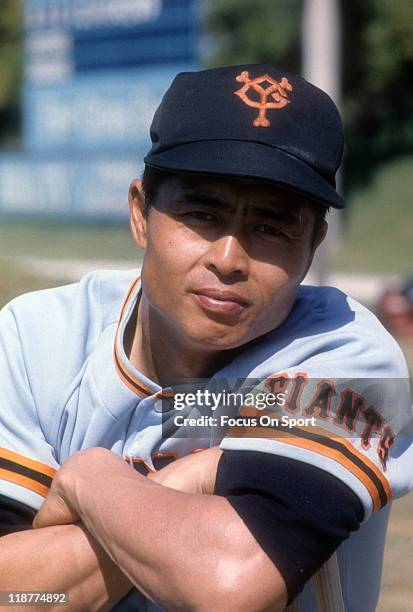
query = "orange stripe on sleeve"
xmin=226 ymin=423 xmax=389 ymax=512
xmin=296 ymin=423 xmax=392 ymax=503
xmin=0 ymin=448 xmax=56 ymax=478
xmin=0 ymin=468 xmax=50 ymax=498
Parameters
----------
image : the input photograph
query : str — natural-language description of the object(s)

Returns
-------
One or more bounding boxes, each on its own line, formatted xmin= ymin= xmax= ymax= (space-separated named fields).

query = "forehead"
xmin=157 ymin=173 xmax=317 ymax=217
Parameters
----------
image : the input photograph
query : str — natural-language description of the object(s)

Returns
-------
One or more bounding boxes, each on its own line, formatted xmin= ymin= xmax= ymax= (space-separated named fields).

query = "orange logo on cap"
xmin=234 ymin=71 xmax=293 ymax=127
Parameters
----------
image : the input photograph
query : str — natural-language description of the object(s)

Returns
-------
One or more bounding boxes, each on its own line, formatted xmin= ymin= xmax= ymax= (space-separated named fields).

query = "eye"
xmin=182 ymin=210 xmax=218 ymax=225
xmin=186 ymin=211 xmax=216 ymax=221
xmin=256 ymin=224 xmax=287 ymax=238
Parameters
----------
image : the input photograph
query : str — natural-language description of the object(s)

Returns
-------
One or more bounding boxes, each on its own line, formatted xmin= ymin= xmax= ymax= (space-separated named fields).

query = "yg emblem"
xmin=235 ymin=71 xmax=293 ymax=127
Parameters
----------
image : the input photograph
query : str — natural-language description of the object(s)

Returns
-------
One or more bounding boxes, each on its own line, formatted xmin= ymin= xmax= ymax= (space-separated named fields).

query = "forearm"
xmin=73 ymin=465 xmax=285 ymax=611
xmin=0 ymin=523 xmax=131 ymax=611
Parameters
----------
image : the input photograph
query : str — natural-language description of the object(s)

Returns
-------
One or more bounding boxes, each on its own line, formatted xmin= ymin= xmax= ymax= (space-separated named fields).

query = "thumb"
xmin=33 ymin=491 xmax=79 ymax=529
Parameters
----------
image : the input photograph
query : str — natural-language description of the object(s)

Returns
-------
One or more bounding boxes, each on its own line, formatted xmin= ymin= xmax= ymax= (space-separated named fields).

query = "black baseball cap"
xmin=144 ymin=64 xmax=345 ymax=209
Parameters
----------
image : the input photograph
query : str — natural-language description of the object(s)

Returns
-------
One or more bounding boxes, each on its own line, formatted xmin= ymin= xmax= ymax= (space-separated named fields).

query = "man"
xmin=1 ymin=65 xmax=412 ymax=611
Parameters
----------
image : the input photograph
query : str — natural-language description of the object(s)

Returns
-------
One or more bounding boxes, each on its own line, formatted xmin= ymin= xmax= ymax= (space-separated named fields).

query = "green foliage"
xmin=333 ymin=155 xmax=413 ymax=274
xmin=0 ymin=41 xmax=21 ymax=108
xmin=364 ymin=0 xmax=413 ymax=88
xmin=342 ymin=0 xmax=413 ymax=184
xmin=207 ymin=0 xmax=302 ymax=70
xmin=0 ymin=0 xmax=22 ymax=105
xmin=0 ymin=0 xmax=22 ymax=142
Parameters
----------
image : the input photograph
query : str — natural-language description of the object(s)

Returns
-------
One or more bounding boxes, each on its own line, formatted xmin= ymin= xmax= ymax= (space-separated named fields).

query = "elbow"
xmin=173 ymin=560 xmax=287 ymax=612
xmin=217 ymin=566 xmax=287 ymax=612
xmin=201 ymin=581 xmax=286 ymax=612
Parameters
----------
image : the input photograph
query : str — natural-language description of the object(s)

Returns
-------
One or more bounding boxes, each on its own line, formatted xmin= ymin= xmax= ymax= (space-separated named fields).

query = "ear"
xmin=128 ymin=179 xmax=147 ymax=250
xmin=313 ymin=220 xmax=328 ymax=251
xmin=301 ymin=220 xmax=329 ymax=280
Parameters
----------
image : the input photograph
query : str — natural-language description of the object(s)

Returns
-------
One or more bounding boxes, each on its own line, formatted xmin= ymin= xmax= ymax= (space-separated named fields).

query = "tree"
xmin=0 ymin=0 xmax=22 ymax=144
xmin=207 ymin=0 xmax=302 ymax=70
xmin=342 ymin=0 xmax=413 ymax=187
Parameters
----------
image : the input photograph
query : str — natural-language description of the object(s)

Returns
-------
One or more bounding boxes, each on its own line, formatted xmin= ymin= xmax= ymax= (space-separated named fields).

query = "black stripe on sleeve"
xmin=0 ymin=457 xmax=53 ymax=489
xmin=274 ymin=424 xmax=388 ymax=509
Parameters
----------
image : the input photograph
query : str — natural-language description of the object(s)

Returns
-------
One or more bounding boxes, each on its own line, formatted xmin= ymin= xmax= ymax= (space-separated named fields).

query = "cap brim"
xmin=144 ymin=140 xmax=344 ymax=209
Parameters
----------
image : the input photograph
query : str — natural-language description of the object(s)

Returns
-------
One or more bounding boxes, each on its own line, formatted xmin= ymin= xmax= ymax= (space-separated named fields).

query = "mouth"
xmin=190 ymin=288 xmax=250 ymax=316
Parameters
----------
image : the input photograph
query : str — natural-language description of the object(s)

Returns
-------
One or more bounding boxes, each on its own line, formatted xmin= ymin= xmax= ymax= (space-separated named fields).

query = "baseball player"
xmin=1 ymin=65 xmax=412 ymax=611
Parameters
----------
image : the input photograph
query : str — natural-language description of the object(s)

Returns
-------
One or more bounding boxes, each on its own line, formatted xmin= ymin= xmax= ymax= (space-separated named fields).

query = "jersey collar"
xmin=114 ymin=275 xmax=161 ymax=398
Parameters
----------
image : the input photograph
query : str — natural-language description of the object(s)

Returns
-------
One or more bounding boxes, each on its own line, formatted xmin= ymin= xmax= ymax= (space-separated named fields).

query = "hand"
xmin=34 ymin=446 xmax=222 ymax=529
xmin=34 ymin=447 xmax=125 ymax=529
xmin=148 ymin=446 xmax=222 ymax=494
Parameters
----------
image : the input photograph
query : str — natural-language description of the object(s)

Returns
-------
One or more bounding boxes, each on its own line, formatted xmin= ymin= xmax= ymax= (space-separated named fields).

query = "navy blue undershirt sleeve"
xmin=214 ymin=450 xmax=363 ymax=604
xmin=0 ymin=494 xmax=35 ymax=536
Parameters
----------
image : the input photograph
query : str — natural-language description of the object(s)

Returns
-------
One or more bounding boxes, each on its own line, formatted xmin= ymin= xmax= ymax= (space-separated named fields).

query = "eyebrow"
xmin=175 ymin=191 xmax=228 ymax=208
xmin=250 ymin=205 xmax=302 ymax=226
xmin=175 ymin=190 xmax=303 ymax=225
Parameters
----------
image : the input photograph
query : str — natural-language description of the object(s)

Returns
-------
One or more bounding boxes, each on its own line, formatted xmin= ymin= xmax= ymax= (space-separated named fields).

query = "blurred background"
xmin=0 ymin=1 xmax=411 ymax=609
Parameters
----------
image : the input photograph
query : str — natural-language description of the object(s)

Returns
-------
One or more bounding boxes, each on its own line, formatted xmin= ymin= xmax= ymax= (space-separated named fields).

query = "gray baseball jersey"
xmin=0 ymin=269 xmax=411 ymax=610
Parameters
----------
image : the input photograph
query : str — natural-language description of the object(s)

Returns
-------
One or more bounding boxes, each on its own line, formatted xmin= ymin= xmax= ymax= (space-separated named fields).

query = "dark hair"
xmin=141 ymin=165 xmax=329 ymax=244
xmin=142 ymin=165 xmax=175 ymax=216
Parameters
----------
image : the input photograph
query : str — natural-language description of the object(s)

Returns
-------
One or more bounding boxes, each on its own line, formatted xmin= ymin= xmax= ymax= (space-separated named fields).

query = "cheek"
xmin=140 ymin=219 xmax=205 ymax=306
xmin=256 ymin=270 xmax=296 ymax=320
xmin=247 ymin=249 xmax=310 ymax=334
xmin=255 ymin=247 xmax=310 ymax=302
xmin=147 ymin=223 xmax=205 ymax=273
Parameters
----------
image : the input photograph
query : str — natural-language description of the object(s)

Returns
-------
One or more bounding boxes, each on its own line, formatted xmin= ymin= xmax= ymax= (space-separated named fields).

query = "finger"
xmin=33 ymin=493 xmax=80 ymax=529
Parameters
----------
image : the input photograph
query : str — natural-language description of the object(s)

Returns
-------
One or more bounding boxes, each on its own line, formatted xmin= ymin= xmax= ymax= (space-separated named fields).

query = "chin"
xmin=184 ymin=323 xmax=250 ymax=352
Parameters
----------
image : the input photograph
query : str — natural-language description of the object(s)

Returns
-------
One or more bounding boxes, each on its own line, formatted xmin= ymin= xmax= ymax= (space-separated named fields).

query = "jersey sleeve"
xmin=0 ymin=493 xmax=35 ymax=536
xmin=219 ymin=335 xmax=413 ymax=520
xmin=214 ymin=450 xmax=363 ymax=604
xmin=0 ymin=304 xmax=58 ymax=511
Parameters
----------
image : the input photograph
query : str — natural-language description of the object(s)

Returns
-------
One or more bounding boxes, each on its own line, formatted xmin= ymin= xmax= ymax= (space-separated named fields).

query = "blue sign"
xmin=0 ymin=150 xmax=145 ymax=220
xmin=25 ymin=0 xmax=199 ymax=82
xmin=23 ymin=0 xmax=200 ymax=152
xmin=0 ymin=0 xmax=200 ymax=221
xmin=23 ymin=64 xmax=195 ymax=150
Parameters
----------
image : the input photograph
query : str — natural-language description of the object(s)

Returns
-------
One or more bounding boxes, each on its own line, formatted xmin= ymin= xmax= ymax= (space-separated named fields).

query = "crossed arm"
xmin=34 ymin=447 xmax=287 ymax=611
xmin=1 ymin=447 xmax=287 ymax=611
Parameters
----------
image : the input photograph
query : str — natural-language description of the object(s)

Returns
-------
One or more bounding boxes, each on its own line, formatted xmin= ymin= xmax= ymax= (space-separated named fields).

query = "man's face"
xmin=130 ymin=174 xmax=326 ymax=351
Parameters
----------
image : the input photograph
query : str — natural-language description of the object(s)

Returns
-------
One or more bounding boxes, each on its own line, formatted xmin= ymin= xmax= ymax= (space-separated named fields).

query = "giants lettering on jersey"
xmin=265 ymin=373 xmax=395 ymax=470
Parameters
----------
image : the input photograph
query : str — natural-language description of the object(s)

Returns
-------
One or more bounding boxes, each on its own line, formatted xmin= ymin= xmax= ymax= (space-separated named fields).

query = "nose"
xmin=205 ymin=234 xmax=249 ymax=278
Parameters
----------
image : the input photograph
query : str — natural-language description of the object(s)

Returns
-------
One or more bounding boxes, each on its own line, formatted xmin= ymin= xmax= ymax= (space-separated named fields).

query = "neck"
xmin=127 ymin=294 xmax=235 ymax=386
